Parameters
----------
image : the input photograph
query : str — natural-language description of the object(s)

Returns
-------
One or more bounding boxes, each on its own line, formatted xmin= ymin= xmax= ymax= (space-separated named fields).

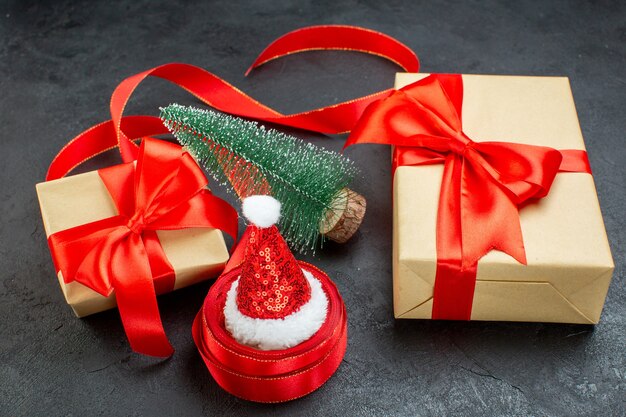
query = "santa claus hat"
xmin=224 ymin=195 xmax=328 ymax=350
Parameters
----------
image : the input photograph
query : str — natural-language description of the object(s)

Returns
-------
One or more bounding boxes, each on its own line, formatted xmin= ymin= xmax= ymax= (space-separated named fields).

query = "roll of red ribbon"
xmin=192 ymin=261 xmax=347 ymax=403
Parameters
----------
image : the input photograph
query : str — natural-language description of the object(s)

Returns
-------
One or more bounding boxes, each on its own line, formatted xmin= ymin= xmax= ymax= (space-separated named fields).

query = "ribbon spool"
xmin=192 ymin=261 xmax=347 ymax=403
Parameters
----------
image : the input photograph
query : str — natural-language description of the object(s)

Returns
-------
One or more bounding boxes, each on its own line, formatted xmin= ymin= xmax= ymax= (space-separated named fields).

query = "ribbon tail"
xmin=432 ymin=155 xmax=477 ymax=320
xmin=111 ymin=235 xmax=174 ymax=357
xmin=461 ymin=157 xmax=527 ymax=268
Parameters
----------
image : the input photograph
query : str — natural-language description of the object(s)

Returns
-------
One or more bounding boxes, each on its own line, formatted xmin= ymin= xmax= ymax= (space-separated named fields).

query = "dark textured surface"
xmin=1 ymin=1 xmax=625 ymax=415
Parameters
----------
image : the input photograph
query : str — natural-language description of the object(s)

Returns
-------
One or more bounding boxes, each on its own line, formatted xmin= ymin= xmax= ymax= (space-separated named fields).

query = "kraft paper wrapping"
xmin=393 ymin=73 xmax=614 ymax=323
xmin=36 ymin=169 xmax=229 ymax=317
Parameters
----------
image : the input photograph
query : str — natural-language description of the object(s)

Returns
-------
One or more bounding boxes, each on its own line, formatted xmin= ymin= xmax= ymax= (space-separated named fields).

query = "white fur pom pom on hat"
xmin=242 ymin=195 xmax=281 ymax=228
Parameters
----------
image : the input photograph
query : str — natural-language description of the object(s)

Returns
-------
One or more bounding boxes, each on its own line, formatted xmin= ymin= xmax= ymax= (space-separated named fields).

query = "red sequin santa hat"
xmin=224 ymin=195 xmax=329 ymax=350
xmin=192 ymin=194 xmax=348 ymax=402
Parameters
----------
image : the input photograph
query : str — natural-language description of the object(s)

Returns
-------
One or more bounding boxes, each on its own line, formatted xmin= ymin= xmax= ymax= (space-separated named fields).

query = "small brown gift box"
xmin=36 ymin=169 xmax=229 ymax=317
xmin=393 ymin=73 xmax=614 ymax=323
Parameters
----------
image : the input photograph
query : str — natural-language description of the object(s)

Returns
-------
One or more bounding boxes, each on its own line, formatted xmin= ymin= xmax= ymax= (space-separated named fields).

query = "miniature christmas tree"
xmin=160 ymin=104 xmax=366 ymax=252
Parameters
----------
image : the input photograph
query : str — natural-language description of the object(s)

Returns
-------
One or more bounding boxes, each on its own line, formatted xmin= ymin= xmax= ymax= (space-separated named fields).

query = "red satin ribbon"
xmin=43 ymin=25 xmax=417 ymax=363
xmin=48 ymin=138 xmax=238 ymax=356
xmin=192 ymin=262 xmax=347 ymax=402
xmin=345 ymin=74 xmax=592 ymax=320
xmin=46 ymin=25 xmax=419 ymax=181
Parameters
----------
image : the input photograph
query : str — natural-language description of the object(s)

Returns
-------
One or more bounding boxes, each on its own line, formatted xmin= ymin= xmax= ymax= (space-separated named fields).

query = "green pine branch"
xmin=160 ymin=104 xmax=357 ymax=252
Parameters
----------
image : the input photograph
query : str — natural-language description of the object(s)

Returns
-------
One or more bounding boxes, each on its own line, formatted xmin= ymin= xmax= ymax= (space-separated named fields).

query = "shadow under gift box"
xmin=36 ymin=169 xmax=229 ymax=317
xmin=393 ymin=73 xmax=614 ymax=324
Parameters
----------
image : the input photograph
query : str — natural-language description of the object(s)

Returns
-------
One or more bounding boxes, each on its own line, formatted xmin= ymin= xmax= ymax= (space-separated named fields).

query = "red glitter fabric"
xmin=236 ymin=225 xmax=312 ymax=319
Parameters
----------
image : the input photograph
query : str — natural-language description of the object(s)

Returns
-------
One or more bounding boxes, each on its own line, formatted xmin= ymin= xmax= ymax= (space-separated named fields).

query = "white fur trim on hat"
xmin=242 ymin=195 xmax=281 ymax=228
xmin=224 ymin=270 xmax=328 ymax=351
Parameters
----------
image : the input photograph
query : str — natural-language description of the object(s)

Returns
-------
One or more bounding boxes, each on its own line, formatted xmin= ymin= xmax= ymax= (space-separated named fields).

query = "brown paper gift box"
xmin=36 ymin=168 xmax=229 ymax=317
xmin=393 ymin=73 xmax=614 ymax=324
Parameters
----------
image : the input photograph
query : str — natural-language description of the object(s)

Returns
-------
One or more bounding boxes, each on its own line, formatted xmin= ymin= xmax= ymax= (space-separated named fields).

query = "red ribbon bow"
xmin=48 ymin=138 xmax=238 ymax=356
xmin=346 ymin=74 xmax=591 ymax=320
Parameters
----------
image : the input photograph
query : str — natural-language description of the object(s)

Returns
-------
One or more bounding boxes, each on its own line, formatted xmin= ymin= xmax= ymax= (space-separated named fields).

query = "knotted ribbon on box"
xmin=39 ymin=138 xmax=238 ymax=356
xmin=346 ymin=73 xmax=613 ymax=322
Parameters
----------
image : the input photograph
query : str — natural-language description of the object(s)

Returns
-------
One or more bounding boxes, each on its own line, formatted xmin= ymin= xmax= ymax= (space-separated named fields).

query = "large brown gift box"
xmin=36 ymin=169 xmax=229 ymax=317
xmin=393 ymin=73 xmax=614 ymax=323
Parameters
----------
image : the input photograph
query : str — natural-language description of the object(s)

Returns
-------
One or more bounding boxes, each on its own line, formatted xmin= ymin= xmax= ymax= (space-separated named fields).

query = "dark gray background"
xmin=1 ymin=1 xmax=624 ymax=416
